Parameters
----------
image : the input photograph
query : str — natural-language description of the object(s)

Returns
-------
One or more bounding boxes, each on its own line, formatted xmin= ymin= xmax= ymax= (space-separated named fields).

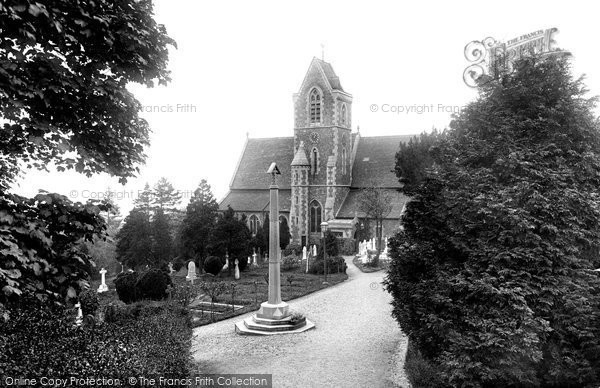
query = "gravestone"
xmin=97 ymin=268 xmax=108 ymax=293
xmin=234 ymin=259 xmax=240 ymax=280
xmin=186 ymin=261 xmax=197 ymax=283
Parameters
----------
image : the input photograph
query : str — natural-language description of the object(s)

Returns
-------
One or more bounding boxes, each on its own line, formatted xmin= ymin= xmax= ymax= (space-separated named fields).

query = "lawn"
xmin=92 ymin=259 xmax=348 ymax=327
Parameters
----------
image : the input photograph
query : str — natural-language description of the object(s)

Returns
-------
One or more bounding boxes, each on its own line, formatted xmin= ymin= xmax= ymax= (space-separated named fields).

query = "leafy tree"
xmin=395 ymin=129 xmax=445 ymax=194
xmin=115 ymin=208 xmax=153 ymax=269
xmin=279 ymin=216 xmax=290 ymax=250
xmin=210 ymin=206 xmax=251 ymax=263
xmin=179 ymin=180 xmax=218 ymax=267
xmin=0 ymin=0 xmax=174 ymax=318
xmin=385 ymin=54 xmax=600 ymax=386
xmin=357 ymin=184 xmax=393 ymax=260
xmin=317 ymin=230 xmax=339 ymax=259
xmin=152 ymin=177 xmax=181 ymax=211
xmin=151 ymin=208 xmax=173 ymax=267
xmin=250 ymin=225 xmax=267 ymax=255
xmin=262 ymin=213 xmax=270 ymax=255
xmin=0 ymin=1 xmax=175 ymax=187
xmin=134 ymin=183 xmax=154 ymax=216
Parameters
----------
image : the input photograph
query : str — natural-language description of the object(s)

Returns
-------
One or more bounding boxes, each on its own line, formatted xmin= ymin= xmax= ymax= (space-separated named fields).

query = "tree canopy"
xmin=385 ymin=54 xmax=600 ymax=386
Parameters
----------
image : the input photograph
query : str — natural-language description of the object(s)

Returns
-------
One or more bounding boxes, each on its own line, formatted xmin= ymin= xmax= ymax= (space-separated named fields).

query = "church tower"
xmin=290 ymin=57 xmax=353 ymax=245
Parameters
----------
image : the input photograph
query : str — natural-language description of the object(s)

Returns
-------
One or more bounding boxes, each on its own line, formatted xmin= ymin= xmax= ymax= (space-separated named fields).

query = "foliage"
xmin=78 ymin=289 xmax=100 ymax=316
xmin=114 ymin=272 xmax=139 ymax=304
xmin=0 ymin=1 xmax=175 ymax=187
xmin=115 ymin=208 xmax=152 ymax=269
xmin=203 ymin=256 xmax=223 ymax=276
xmin=210 ymin=206 xmax=251 ymax=258
xmin=282 ymin=243 xmax=302 ymax=257
xmin=355 ymin=218 xmax=372 ymax=243
xmin=395 ymin=129 xmax=446 ymax=194
xmin=0 ymin=192 xmax=109 ymax=315
xmin=152 ymin=177 xmax=182 ymax=211
xmin=338 ymin=238 xmax=356 ymax=255
xmin=282 ymin=256 xmax=301 ymax=271
xmin=0 ymin=297 xmax=191 ymax=382
xmin=404 ymin=340 xmax=445 ymax=388
xmin=236 ymin=257 xmax=248 ymax=272
xmin=136 ymin=268 xmax=172 ymax=301
xmin=151 ymin=208 xmax=173 ymax=267
xmin=179 ymin=180 xmax=218 ymax=267
xmin=385 ymin=55 xmax=600 ymax=387
xmin=250 ymin=225 xmax=267 ymax=254
xmin=279 ymin=216 xmax=290 ymax=250
xmin=309 ymin=256 xmax=347 ymax=275
xmin=317 ymin=231 xmax=339 ymax=259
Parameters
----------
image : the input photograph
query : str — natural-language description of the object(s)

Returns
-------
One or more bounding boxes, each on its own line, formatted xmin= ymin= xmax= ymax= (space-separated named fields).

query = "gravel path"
xmin=191 ymin=257 xmax=410 ymax=388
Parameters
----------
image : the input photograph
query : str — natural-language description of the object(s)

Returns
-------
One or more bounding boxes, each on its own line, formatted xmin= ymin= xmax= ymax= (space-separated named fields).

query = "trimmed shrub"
xmin=309 ymin=256 xmax=347 ymax=275
xmin=136 ymin=268 xmax=172 ymax=301
xmin=78 ymin=289 xmax=99 ymax=316
xmin=317 ymin=231 xmax=339 ymax=259
xmin=281 ymin=255 xmax=300 ymax=271
xmin=282 ymin=243 xmax=302 ymax=257
xmin=338 ymin=238 xmax=356 ymax=255
xmin=203 ymin=256 xmax=222 ymax=276
xmin=114 ymin=271 xmax=139 ymax=304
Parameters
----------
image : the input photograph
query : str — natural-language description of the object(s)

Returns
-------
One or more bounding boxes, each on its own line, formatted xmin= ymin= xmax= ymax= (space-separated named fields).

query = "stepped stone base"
xmin=235 ymin=314 xmax=315 ymax=336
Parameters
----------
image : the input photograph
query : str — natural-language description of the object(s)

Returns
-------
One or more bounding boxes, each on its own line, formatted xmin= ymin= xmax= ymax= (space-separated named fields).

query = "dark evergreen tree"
xmin=115 ymin=208 xmax=153 ymax=269
xmin=134 ymin=183 xmax=153 ymax=216
xmin=152 ymin=177 xmax=182 ymax=211
xmin=262 ymin=213 xmax=270 ymax=255
xmin=385 ymin=54 xmax=600 ymax=386
xmin=179 ymin=180 xmax=218 ymax=267
xmin=279 ymin=217 xmax=290 ymax=250
xmin=151 ymin=208 xmax=173 ymax=267
xmin=395 ymin=129 xmax=445 ymax=194
xmin=210 ymin=206 xmax=251 ymax=262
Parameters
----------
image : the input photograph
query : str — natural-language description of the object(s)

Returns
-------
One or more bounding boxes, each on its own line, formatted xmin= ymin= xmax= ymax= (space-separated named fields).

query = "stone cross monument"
xmin=97 ymin=268 xmax=108 ymax=293
xmin=256 ymin=162 xmax=289 ymax=320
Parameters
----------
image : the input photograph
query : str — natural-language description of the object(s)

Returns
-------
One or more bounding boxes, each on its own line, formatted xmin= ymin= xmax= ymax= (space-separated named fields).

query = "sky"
xmin=12 ymin=0 xmax=600 ymax=215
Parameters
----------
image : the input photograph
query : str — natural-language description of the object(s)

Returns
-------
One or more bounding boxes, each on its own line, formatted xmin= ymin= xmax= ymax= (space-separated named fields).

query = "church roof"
xmin=316 ymin=58 xmax=344 ymax=91
xmin=219 ymin=189 xmax=291 ymax=213
xmin=350 ymin=135 xmax=414 ymax=188
xmin=336 ymin=188 xmax=410 ymax=219
xmin=230 ymin=137 xmax=294 ymax=190
xmin=291 ymin=141 xmax=310 ymax=166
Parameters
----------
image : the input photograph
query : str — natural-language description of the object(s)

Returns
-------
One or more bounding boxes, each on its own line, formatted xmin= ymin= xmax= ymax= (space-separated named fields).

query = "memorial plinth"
xmin=236 ymin=162 xmax=314 ymax=335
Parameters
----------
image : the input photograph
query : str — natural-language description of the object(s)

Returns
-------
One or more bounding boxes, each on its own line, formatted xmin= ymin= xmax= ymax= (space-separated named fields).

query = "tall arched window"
xmin=249 ymin=214 xmax=260 ymax=235
xmin=311 ymin=147 xmax=319 ymax=175
xmin=341 ymin=104 xmax=347 ymax=127
xmin=309 ymin=88 xmax=321 ymax=124
xmin=342 ymin=147 xmax=347 ymax=175
xmin=309 ymin=200 xmax=322 ymax=233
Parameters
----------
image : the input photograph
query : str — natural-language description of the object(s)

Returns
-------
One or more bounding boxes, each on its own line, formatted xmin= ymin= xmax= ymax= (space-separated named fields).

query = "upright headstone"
xmin=97 ymin=268 xmax=108 ymax=293
xmin=234 ymin=259 xmax=240 ymax=280
xmin=252 ymin=252 xmax=258 ymax=267
xmin=303 ymin=246 xmax=309 ymax=273
xmin=168 ymin=262 xmax=175 ymax=274
xmin=312 ymin=245 xmax=317 ymax=257
xmin=186 ymin=261 xmax=197 ymax=283
xmin=75 ymin=303 xmax=83 ymax=326
xmin=222 ymin=253 xmax=229 ymax=271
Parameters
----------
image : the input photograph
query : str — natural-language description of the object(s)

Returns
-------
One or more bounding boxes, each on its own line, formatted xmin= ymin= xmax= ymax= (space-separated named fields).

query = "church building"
xmin=219 ymin=57 xmax=412 ymax=246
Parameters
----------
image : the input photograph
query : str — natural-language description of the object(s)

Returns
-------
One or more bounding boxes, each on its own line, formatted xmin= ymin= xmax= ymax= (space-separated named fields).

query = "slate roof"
xmin=317 ymin=59 xmax=344 ymax=91
xmin=230 ymin=137 xmax=294 ymax=190
xmin=336 ymin=188 xmax=410 ymax=219
xmin=221 ymin=134 xmax=415 ymax=217
xmin=219 ymin=190 xmax=291 ymax=212
xmin=350 ymin=135 xmax=414 ymax=188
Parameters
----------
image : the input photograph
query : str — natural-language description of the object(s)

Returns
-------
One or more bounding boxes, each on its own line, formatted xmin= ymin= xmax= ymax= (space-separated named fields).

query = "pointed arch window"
xmin=309 ymin=200 xmax=322 ymax=233
xmin=341 ymin=104 xmax=347 ymax=127
xmin=249 ymin=214 xmax=260 ymax=235
xmin=342 ymin=147 xmax=347 ymax=175
xmin=309 ymin=88 xmax=322 ymax=124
